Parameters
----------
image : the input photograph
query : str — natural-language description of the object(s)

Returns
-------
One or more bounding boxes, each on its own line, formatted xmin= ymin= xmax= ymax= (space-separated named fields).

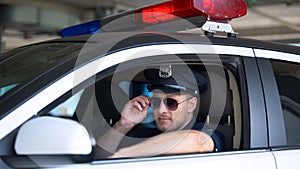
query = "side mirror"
xmin=15 ymin=116 xmax=94 ymax=155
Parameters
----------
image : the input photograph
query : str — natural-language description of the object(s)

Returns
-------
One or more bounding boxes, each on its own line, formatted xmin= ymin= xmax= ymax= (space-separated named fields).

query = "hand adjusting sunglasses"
xmin=149 ymin=97 xmax=193 ymax=111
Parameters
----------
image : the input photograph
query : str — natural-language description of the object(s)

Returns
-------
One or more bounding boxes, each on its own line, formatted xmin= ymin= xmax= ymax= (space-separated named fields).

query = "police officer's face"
xmin=151 ymin=93 xmax=197 ymax=131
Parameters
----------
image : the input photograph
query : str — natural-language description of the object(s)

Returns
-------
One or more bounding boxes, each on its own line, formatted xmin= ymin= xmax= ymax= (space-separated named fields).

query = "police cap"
xmin=144 ymin=65 xmax=207 ymax=95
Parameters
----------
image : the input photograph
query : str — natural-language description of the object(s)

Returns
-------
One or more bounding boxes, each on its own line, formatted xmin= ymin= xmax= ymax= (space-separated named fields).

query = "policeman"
xmin=96 ymin=65 xmax=224 ymax=158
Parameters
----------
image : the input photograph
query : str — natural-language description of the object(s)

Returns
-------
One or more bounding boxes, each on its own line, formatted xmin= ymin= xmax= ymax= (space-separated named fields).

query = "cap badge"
xmin=159 ymin=64 xmax=172 ymax=78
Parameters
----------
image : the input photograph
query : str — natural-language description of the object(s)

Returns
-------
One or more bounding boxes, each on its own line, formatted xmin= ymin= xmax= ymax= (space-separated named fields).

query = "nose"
xmin=157 ymin=99 xmax=168 ymax=115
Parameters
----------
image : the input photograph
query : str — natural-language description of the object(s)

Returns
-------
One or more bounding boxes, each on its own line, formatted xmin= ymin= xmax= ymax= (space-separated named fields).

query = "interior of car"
xmin=72 ymin=58 xmax=243 ymax=154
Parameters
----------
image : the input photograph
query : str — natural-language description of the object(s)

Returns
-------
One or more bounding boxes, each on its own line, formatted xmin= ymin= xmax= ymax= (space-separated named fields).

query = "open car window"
xmin=77 ymin=55 xmax=243 ymax=155
xmin=35 ymin=54 xmax=246 ymax=161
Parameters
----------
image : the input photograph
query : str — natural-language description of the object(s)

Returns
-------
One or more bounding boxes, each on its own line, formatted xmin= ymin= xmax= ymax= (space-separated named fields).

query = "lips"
xmin=158 ymin=116 xmax=171 ymax=122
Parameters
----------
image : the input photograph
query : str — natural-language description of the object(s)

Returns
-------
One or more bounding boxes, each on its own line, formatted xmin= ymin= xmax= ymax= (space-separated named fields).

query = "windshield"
xmin=0 ymin=42 xmax=83 ymax=99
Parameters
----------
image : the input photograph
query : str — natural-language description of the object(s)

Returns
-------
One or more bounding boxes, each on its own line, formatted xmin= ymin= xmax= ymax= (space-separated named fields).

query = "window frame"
xmin=43 ymin=53 xmax=255 ymax=154
xmin=41 ymin=54 xmax=248 ymax=150
xmin=256 ymin=57 xmax=287 ymax=148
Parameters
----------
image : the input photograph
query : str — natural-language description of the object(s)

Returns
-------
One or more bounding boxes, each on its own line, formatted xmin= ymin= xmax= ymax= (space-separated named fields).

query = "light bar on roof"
xmin=60 ymin=20 xmax=101 ymax=38
xmin=60 ymin=0 xmax=247 ymax=38
xmin=134 ymin=0 xmax=247 ymax=24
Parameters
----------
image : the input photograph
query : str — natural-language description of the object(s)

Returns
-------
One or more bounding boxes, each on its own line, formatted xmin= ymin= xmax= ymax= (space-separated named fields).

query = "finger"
xmin=132 ymin=101 xmax=144 ymax=111
xmin=140 ymin=95 xmax=150 ymax=104
xmin=134 ymin=96 xmax=150 ymax=107
xmin=131 ymin=98 xmax=146 ymax=109
xmin=141 ymin=104 xmax=149 ymax=113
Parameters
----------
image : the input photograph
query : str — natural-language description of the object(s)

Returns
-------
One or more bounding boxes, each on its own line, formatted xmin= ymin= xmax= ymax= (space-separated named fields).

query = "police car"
xmin=0 ymin=0 xmax=300 ymax=168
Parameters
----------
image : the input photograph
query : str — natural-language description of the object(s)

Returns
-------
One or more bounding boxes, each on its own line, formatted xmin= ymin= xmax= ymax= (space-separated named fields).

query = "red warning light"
xmin=135 ymin=0 xmax=247 ymax=24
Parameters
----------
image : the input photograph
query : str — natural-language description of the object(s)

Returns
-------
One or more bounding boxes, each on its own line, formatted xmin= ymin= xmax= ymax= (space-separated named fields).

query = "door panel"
xmin=273 ymin=150 xmax=300 ymax=169
xmin=58 ymin=151 xmax=277 ymax=169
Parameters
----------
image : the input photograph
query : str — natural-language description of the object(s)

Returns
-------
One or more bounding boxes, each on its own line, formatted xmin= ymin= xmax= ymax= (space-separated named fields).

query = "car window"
xmin=0 ymin=43 xmax=83 ymax=100
xmin=49 ymin=90 xmax=84 ymax=117
xmin=0 ymin=84 xmax=17 ymax=97
xmin=271 ymin=60 xmax=300 ymax=146
xmin=38 ymin=54 xmax=246 ymax=161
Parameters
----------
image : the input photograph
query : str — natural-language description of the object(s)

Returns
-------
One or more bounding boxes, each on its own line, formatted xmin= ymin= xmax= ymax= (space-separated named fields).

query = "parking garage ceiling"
xmin=0 ymin=0 xmax=299 ymax=51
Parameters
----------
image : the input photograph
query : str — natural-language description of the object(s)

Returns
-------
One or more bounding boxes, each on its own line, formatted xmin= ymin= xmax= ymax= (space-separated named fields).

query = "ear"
xmin=188 ymin=97 xmax=197 ymax=113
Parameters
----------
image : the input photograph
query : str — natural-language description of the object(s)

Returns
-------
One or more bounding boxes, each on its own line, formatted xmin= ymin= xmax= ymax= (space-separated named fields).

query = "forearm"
xmin=95 ymin=121 xmax=132 ymax=158
xmin=95 ymin=95 xmax=150 ymax=158
xmin=111 ymin=130 xmax=214 ymax=158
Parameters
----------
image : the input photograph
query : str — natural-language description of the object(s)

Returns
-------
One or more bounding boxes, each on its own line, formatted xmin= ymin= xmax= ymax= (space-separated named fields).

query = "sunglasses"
xmin=149 ymin=97 xmax=193 ymax=111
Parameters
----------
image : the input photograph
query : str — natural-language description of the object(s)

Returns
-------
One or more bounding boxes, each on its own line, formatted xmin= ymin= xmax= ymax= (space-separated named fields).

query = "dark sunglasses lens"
xmin=150 ymin=97 xmax=160 ymax=109
xmin=150 ymin=97 xmax=179 ymax=111
xmin=165 ymin=98 xmax=178 ymax=111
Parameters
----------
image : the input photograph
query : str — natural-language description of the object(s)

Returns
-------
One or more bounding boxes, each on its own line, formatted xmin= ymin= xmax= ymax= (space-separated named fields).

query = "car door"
xmin=255 ymin=48 xmax=300 ymax=169
xmin=1 ymin=43 xmax=277 ymax=169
